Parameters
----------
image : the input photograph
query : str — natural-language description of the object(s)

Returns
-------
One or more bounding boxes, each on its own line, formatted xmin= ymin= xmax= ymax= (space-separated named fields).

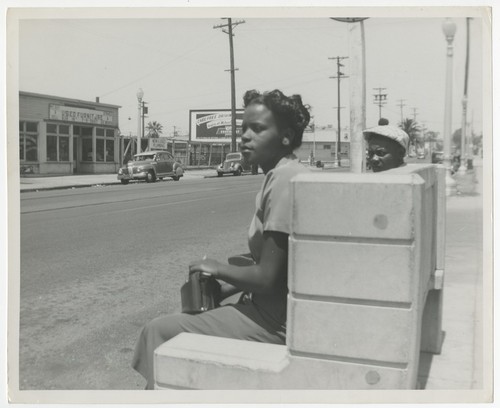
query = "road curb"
xmin=20 ymin=182 xmax=123 ymax=193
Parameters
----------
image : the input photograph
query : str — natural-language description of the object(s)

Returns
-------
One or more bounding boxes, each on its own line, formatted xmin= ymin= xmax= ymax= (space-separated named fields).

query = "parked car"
xmin=117 ymin=151 xmax=184 ymax=184
xmin=431 ymin=151 xmax=444 ymax=164
xmin=217 ymin=152 xmax=257 ymax=177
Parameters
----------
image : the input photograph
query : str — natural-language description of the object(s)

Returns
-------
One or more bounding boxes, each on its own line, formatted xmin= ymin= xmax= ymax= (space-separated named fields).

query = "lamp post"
xmin=442 ymin=18 xmax=457 ymax=196
xmin=458 ymin=17 xmax=471 ymax=174
xmin=457 ymin=95 xmax=468 ymax=175
xmin=136 ymin=88 xmax=144 ymax=155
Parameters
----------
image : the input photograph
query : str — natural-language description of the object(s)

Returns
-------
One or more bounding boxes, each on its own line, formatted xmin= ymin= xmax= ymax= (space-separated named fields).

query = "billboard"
xmin=189 ymin=109 xmax=244 ymax=144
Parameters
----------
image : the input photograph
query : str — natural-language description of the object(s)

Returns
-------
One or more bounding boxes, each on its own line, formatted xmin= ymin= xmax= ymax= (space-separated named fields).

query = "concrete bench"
xmin=154 ymin=164 xmax=445 ymax=389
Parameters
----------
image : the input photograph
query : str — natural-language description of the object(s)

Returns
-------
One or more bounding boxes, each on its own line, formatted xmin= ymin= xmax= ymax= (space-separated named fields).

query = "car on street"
xmin=117 ymin=150 xmax=184 ymax=184
xmin=431 ymin=151 xmax=444 ymax=164
xmin=217 ymin=152 xmax=257 ymax=177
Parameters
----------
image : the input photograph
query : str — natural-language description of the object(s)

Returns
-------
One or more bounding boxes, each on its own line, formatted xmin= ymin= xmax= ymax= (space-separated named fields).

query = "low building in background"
xmin=296 ymin=125 xmax=351 ymax=165
xmin=19 ymin=91 xmax=121 ymax=175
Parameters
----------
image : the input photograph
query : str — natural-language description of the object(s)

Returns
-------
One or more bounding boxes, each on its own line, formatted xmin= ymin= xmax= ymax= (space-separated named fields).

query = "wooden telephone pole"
xmin=330 ymin=56 xmax=349 ymax=167
xmin=214 ymin=18 xmax=245 ymax=152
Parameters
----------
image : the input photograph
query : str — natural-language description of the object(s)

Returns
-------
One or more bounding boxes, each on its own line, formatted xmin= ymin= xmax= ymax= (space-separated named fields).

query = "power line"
xmin=214 ymin=18 xmax=245 ymax=152
xmin=373 ymin=87 xmax=388 ymax=120
xmin=329 ymin=56 xmax=348 ymax=167
xmin=411 ymin=107 xmax=418 ymax=122
xmin=396 ymin=99 xmax=406 ymax=124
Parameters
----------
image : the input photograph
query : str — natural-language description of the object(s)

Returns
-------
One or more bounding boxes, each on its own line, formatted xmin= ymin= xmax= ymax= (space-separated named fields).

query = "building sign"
xmin=148 ymin=137 xmax=169 ymax=150
xmin=49 ymin=104 xmax=113 ymax=125
xmin=189 ymin=109 xmax=244 ymax=143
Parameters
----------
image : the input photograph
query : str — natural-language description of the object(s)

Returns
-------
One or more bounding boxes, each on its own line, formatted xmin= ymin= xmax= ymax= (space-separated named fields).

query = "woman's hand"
xmin=188 ymin=258 xmax=223 ymax=279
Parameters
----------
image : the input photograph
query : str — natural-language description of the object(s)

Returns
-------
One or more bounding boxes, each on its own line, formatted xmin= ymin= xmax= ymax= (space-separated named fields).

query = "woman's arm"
xmin=189 ymin=231 xmax=288 ymax=295
xmin=219 ymin=282 xmax=241 ymax=300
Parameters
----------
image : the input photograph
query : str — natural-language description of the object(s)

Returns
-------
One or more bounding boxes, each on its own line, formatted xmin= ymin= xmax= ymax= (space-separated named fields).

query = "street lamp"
xmin=458 ymin=17 xmax=472 ymax=175
xmin=136 ymin=88 xmax=144 ymax=155
xmin=457 ymin=95 xmax=468 ymax=175
xmin=442 ymin=18 xmax=457 ymax=195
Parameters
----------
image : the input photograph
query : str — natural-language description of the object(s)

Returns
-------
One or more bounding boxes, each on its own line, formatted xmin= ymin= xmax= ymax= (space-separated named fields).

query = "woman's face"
xmin=367 ymin=135 xmax=404 ymax=172
xmin=240 ymin=103 xmax=287 ymax=173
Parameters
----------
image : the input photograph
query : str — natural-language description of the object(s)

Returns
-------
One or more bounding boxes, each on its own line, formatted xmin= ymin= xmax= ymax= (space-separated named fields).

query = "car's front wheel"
xmin=233 ymin=167 xmax=242 ymax=176
xmin=217 ymin=172 xmax=223 ymax=177
xmin=146 ymin=171 xmax=156 ymax=183
xmin=120 ymin=179 xmax=129 ymax=185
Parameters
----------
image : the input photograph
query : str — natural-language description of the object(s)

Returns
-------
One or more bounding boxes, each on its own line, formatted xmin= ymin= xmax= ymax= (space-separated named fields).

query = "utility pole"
xmin=373 ymin=88 xmax=387 ymax=120
xmin=411 ymin=107 xmax=418 ymax=122
xmin=397 ymin=99 xmax=406 ymax=124
xmin=214 ymin=18 xmax=245 ymax=152
xmin=329 ymin=56 xmax=349 ymax=167
xmin=421 ymin=121 xmax=428 ymax=155
xmin=458 ymin=17 xmax=471 ymax=173
xmin=142 ymin=101 xmax=148 ymax=142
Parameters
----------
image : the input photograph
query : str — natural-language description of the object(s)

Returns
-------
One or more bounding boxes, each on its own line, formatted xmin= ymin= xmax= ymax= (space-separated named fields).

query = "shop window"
xmin=26 ymin=122 xmax=38 ymax=132
xmin=59 ymin=137 xmax=69 ymax=161
xmin=96 ymin=139 xmax=104 ymax=161
xmin=59 ymin=125 xmax=70 ymax=135
xmin=81 ymin=127 xmax=92 ymax=137
xmin=82 ymin=138 xmax=93 ymax=161
xmin=106 ymin=140 xmax=115 ymax=161
xmin=95 ymin=127 xmax=115 ymax=162
xmin=46 ymin=123 xmax=70 ymax=162
xmin=47 ymin=136 xmax=58 ymax=161
xmin=323 ymin=144 xmax=331 ymax=149
xmin=19 ymin=121 xmax=38 ymax=162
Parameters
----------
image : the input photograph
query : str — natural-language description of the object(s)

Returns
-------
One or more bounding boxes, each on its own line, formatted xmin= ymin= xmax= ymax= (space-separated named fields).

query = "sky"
xmin=15 ymin=8 xmax=486 ymax=140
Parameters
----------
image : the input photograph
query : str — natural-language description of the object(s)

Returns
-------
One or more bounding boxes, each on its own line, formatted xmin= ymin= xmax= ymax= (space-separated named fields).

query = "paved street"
xmin=20 ymin=174 xmax=264 ymax=389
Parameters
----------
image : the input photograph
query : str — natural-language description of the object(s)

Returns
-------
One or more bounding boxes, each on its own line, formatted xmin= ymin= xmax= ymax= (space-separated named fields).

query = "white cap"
xmin=363 ymin=125 xmax=410 ymax=154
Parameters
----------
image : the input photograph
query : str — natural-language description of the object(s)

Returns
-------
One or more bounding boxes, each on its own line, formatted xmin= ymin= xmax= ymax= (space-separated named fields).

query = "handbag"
xmin=181 ymin=272 xmax=221 ymax=314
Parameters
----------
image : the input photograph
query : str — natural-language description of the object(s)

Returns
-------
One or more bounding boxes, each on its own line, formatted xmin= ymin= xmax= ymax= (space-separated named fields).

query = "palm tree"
xmin=399 ymin=118 xmax=420 ymax=149
xmin=146 ymin=121 xmax=163 ymax=138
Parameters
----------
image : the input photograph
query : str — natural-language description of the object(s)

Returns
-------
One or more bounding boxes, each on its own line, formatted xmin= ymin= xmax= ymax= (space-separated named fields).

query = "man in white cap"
xmin=363 ymin=125 xmax=410 ymax=172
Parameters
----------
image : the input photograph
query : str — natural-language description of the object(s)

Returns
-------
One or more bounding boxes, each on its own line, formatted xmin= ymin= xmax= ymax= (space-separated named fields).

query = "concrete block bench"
xmin=154 ymin=164 xmax=445 ymax=390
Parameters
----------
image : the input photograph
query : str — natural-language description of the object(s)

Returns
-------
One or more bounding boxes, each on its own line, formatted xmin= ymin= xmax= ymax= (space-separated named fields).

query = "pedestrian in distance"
xmin=363 ymin=124 xmax=410 ymax=172
xmin=132 ymin=89 xmax=311 ymax=389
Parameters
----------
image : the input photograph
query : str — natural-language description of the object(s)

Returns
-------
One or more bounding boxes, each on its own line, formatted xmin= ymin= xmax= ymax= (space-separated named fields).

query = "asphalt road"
xmin=19 ymin=174 xmax=264 ymax=390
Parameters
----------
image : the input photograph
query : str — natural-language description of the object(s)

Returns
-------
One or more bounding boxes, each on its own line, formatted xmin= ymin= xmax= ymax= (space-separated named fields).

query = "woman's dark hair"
xmin=243 ymin=89 xmax=311 ymax=150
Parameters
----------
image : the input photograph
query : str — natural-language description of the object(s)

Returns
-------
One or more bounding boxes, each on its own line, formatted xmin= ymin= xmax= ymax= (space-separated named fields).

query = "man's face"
xmin=367 ymin=134 xmax=404 ymax=172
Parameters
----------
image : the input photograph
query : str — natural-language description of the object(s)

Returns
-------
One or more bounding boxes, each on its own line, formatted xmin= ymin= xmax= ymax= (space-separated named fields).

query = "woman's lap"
xmin=143 ymin=304 xmax=284 ymax=345
xmin=132 ymin=303 xmax=285 ymax=388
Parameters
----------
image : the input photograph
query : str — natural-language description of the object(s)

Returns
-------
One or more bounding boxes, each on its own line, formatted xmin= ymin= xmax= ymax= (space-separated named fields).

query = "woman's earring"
xmin=282 ymin=138 xmax=290 ymax=146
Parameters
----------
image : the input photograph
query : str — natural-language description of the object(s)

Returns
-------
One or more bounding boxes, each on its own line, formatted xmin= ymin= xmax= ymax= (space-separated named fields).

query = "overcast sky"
xmin=16 ymin=9 xmax=485 ymax=139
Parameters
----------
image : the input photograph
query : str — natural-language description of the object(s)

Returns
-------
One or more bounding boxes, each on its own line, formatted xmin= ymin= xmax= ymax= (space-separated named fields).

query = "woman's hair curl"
xmin=243 ymin=89 xmax=311 ymax=150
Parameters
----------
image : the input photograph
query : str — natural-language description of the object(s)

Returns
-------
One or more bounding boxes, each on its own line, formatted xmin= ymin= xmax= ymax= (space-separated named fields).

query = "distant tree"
xmin=472 ymin=133 xmax=482 ymax=148
xmin=146 ymin=121 xmax=163 ymax=138
xmin=471 ymin=132 xmax=482 ymax=155
xmin=399 ymin=118 xmax=420 ymax=148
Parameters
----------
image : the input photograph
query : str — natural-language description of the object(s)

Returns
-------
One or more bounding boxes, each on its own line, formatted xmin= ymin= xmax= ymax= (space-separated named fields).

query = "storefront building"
xmin=19 ymin=91 xmax=121 ymax=175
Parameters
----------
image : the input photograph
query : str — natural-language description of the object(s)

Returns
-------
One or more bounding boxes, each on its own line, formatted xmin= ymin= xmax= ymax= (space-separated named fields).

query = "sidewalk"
xmin=418 ymin=162 xmax=486 ymax=391
xmin=19 ymin=168 xmax=217 ymax=192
